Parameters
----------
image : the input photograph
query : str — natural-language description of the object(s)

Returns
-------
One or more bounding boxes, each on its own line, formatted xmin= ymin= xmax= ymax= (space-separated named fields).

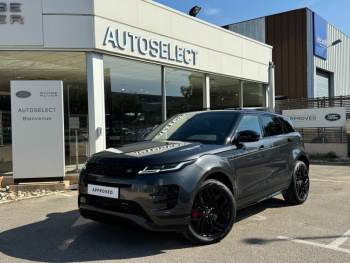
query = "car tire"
xmin=283 ymin=161 xmax=310 ymax=205
xmin=181 ymin=179 xmax=236 ymax=245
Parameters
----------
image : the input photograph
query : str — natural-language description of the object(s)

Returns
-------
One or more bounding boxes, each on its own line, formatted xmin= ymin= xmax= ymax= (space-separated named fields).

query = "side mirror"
xmin=232 ymin=130 xmax=260 ymax=145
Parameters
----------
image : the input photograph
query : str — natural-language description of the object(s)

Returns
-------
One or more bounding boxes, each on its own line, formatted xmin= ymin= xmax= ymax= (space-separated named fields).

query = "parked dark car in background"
xmin=78 ymin=110 xmax=309 ymax=244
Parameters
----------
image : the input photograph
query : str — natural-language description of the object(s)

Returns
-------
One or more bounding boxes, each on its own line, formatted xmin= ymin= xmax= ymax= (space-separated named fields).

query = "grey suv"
xmin=78 ymin=110 xmax=309 ymax=244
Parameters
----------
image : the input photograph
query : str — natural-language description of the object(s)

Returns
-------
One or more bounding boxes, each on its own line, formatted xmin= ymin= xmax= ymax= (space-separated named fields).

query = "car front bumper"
xmin=78 ymin=163 xmax=205 ymax=231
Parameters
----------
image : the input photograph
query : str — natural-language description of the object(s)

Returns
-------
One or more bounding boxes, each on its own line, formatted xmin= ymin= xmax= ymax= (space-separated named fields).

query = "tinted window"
xmin=145 ymin=112 xmax=239 ymax=145
xmin=236 ymin=115 xmax=262 ymax=138
xmin=260 ymin=115 xmax=284 ymax=137
xmin=279 ymin=117 xmax=296 ymax=133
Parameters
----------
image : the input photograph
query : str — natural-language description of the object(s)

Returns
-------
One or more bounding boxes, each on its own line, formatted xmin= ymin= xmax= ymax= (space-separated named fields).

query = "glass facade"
xmin=165 ymin=68 xmax=204 ymax=118
xmin=0 ymin=51 xmax=267 ymax=178
xmin=243 ymin=82 xmax=265 ymax=108
xmin=0 ymin=51 xmax=88 ymax=175
xmin=104 ymin=55 xmax=162 ymax=148
xmin=210 ymin=75 xmax=240 ymax=109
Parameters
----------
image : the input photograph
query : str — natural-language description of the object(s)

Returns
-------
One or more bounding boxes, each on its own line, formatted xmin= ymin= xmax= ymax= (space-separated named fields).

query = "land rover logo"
xmin=15 ymin=91 xmax=31 ymax=98
xmin=325 ymin=113 xmax=341 ymax=121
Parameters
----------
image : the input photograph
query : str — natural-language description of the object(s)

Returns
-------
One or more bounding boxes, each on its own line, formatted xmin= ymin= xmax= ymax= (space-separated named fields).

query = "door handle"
xmin=288 ymin=138 xmax=293 ymax=142
xmin=259 ymin=145 xmax=265 ymax=148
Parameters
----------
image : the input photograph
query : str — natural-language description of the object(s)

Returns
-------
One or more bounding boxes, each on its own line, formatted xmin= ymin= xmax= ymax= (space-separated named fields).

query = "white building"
xmin=0 ymin=0 xmax=274 ymax=181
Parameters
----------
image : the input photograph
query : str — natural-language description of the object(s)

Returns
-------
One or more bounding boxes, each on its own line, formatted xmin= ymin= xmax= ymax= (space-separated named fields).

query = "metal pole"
xmin=75 ymin=130 xmax=79 ymax=172
xmin=268 ymin=62 xmax=275 ymax=113
xmin=0 ymin=111 xmax=3 ymax=146
xmin=67 ymin=84 xmax=71 ymax=168
xmin=323 ymin=128 xmax=325 ymax=143
xmin=239 ymin=80 xmax=243 ymax=109
xmin=341 ymin=127 xmax=343 ymax=143
xmin=203 ymin=74 xmax=210 ymax=110
xmin=301 ymin=128 xmax=303 ymax=139
xmin=161 ymin=65 xmax=167 ymax=121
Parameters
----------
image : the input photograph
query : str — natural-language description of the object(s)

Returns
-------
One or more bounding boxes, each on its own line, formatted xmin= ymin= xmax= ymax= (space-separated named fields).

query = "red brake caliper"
xmin=192 ymin=210 xmax=200 ymax=219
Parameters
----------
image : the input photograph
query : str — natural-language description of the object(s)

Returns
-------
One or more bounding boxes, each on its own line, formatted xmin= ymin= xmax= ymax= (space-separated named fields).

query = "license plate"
xmin=87 ymin=184 xmax=119 ymax=199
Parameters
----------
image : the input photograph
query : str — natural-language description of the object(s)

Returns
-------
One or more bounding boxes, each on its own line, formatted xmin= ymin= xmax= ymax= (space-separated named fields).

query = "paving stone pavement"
xmin=0 ymin=164 xmax=350 ymax=263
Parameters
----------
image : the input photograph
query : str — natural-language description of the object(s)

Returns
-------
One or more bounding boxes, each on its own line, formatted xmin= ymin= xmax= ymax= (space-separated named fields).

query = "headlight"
xmin=138 ymin=160 xmax=194 ymax=174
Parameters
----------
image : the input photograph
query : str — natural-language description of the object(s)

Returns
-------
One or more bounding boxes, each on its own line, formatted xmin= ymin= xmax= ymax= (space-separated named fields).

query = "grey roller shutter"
xmin=315 ymin=69 xmax=330 ymax=97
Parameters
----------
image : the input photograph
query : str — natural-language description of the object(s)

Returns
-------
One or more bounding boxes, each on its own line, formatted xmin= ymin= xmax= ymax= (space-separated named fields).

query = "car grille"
xmin=86 ymin=162 xmax=145 ymax=177
xmin=82 ymin=194 xmax=152 ymax=222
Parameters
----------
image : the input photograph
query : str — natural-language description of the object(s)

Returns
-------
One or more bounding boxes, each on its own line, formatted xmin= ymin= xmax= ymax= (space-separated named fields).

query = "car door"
xmin=272 ymin=116 xmax=301 ymax=192
xmin=259 ymin=114 xmax=289 ymax=194
xmin=234 ymin=114 xmax=273 ymax=207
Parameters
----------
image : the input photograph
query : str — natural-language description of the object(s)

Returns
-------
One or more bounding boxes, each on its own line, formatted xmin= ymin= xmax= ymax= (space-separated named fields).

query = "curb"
xmin=310 ymin=162 xmax=350 ymax=166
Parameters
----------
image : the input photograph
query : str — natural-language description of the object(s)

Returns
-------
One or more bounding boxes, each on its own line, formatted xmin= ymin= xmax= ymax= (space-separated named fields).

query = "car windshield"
xmin=143 ymin=111 xmax=239 ymax=144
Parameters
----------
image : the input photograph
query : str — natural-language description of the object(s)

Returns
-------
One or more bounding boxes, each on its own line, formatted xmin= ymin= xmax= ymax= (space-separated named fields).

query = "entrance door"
xmin=316 ymin=69 xmax=330 ymax=97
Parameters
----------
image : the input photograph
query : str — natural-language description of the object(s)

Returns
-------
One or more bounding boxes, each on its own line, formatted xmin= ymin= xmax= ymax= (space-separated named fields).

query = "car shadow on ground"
xmin=236 ymin=197 xmax=289 ymax=223
xmin=0 ymin=197 xmax=289 ymax=262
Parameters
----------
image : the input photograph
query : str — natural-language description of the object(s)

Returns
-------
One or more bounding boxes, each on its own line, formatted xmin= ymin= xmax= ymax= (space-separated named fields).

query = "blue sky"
xmin=153 ymin=0 xmax=350 ymax=36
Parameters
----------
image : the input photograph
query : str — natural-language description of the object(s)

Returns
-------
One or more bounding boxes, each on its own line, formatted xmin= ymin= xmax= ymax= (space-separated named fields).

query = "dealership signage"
xmin=313 ymin=13 xmax=328 ymax=59
xmin=11 ymin=81 xmax=65 ymax=182
xmin=283 ymin=107 xmax=346 ymax=128
xmin=104 ymin=27 xmax=199 ymax=65
xmin=0 ymin=0 xmax=43 ymax=46
xmin=0 ymin=2 xmax=23 ymax=24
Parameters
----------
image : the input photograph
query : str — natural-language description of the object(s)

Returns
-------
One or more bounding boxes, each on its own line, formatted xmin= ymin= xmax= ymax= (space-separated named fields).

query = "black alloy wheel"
xmin=283 ymin=161 xmax=310 ymax=205
xmin=295 ymin=162 xmax=309 ymax=199
xmin=181 ymin=179 xmax=236 ymax=244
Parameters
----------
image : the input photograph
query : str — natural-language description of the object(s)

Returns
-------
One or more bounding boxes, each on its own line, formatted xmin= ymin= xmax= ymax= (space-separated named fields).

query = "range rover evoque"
xmin=78 ymin=110 xmax=310 ymax=244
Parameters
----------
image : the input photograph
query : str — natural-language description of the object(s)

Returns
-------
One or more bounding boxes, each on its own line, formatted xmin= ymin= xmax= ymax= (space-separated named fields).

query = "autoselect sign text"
xmin=104 ymin=27 xmax=199 ymax=66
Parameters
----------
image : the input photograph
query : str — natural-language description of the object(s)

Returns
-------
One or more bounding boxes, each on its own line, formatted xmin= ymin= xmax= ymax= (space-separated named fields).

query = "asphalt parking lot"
xmin=1 ymin=164 xmax=350 ymax=263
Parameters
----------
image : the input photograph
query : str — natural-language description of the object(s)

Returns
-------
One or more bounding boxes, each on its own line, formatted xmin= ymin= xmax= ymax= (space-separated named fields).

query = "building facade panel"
xmin=137 ymin=0 xmax=173 ymax=37
xmin=42 ymin=0 xmax=94 ymax=15
xmin=308 ymin=13 xmax=350 ymax=97
xmin=228 ymin=17 xmax=265 ymax=43
xmin=43 ymin=15 xmax=94 ymax=48
xmin=265 ymin=9 xmax=308 ymax=99
xmin=93 ymin=0 xmax=139 ymax=27
xmin=0 ymin=0 xmax=43 ymax=46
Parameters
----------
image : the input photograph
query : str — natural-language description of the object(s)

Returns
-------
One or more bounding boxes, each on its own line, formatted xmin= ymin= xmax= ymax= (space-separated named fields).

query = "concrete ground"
xmin=0 ymin=164 xmax=350 ymax=263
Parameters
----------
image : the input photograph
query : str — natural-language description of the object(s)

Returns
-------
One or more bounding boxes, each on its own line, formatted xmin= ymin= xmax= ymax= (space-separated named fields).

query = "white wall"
xmin=93 ymin=0 xmax=272 ymax=83
xmin=0 ymin=0 xmax=272 ymax=85
xmin=0 ymin=0 xmax=43 ymax=46
xmin=305 ymin=143 xmax=348 ymax=157
xmin=0 ymin=0 xmax=95 ymax=49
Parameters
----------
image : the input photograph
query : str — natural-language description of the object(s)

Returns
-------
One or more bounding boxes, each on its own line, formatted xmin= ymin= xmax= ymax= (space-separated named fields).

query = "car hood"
xmin=89 ymin=140 xmax=228 ymax=166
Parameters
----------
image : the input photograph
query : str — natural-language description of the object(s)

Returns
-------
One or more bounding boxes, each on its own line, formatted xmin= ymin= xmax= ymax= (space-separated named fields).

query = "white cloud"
xmin=203 ymin=7 xmax=222 ymax=16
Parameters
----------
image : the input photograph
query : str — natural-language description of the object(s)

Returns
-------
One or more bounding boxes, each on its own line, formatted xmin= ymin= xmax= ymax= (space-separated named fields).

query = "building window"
xmin=209 ymin=75 xmax=239 ymax=109
xmin=243 ymin=82 xmax=265 ymax=108
xmin=165 ymin=68 xmax=204 ymax=118
xmin=104 ymin=55 xmax=162 ymax=148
